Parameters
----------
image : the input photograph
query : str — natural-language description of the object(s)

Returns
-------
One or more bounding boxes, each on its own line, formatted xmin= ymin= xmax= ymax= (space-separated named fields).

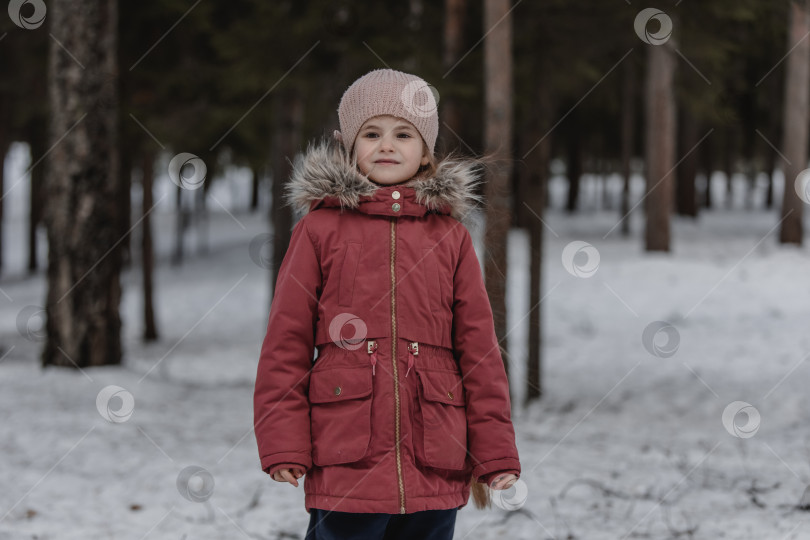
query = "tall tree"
xmin=644 ymin=18 xmax=678 ymax=252
xmin=42 ymin=0 xmax=122 ymax=368
xmin=675 ymin=107 xmax=699 ymax=216
xmin=483 ymin=0 xmax=513 ymax=379
xmin=270 ymin=88 xmax=303 ymax=296
xmin=141 ymin=150 xmax=158 ymax=341
xmin=620 ymin=59 xmax=637 ymax=236
xmin=779 ymin=0 xmax=809 ymax=245
xmin=522 ymin=70 xmax=552 ymax=404
xmin=440 ymin=0 xmax=467 ymax=152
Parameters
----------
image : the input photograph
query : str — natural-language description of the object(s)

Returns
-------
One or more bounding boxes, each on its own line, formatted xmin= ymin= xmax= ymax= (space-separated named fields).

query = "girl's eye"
xmin=397 ymin=133 xmax=411 ymax=138
xmin=364 ymin=133 xmax=379 ymax=138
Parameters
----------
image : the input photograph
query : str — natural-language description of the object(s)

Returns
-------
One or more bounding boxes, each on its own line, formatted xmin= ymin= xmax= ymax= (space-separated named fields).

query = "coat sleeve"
xmin=452 ymin=227 xmax=521 ymax=483
xmin=254 ymin=214 xmax=322 ymax=475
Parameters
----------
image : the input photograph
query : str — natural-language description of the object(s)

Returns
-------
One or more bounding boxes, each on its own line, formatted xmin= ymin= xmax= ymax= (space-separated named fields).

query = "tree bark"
xmin=644 ymin=33 xmax=677 ymax=252
xmin=119 ymin=139 xmax=132 ymax=269
xmin=250 ymin=166 xmax=260 ymax=212
xmin=483 ymin=0 xmax=513 ymax=379
xmin=676 ymin=108 xmax=698 ymax=217
xmin=42 ymin=0 xmax=121 ymax=368
xmin=270 ymin=89 xmax=303 ymax=299
xmin=440 ymin=0 xmax=467 ymax=152
xmin=172 ymin=183 xmax=186 ymax=266
xmin=700 ymin=131 xmax=713 ymax=209
xmin=723 ymin=128 xmax=734 ymax=208
xmin=523 ymin=72 xmax=552 ymax=406
xmin=620 ymin=59 xmax=636 ymax=236
xmin=28 ymin=125 xmax=46 ymax=274
xmin=765 ymin=148 xmax=776 ymax=209
xmin=565 ymin=135 xmax=581 ymax=214
xmin=0 ymin=132 xmax=6 ymax=276
xmin=141 ymin=151 xmax=158 ymax=342
xmin=779 ymin=0 xmax=809 ymax=245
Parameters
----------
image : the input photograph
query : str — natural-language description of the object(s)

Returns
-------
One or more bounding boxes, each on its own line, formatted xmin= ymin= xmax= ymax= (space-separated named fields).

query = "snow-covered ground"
xmin=2 ymin=144 xmax=810 ymax=539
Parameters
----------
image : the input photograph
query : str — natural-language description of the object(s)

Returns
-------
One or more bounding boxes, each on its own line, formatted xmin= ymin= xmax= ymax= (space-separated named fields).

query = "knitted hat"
xmin=337 ymin=68 xmax=439 ymax=156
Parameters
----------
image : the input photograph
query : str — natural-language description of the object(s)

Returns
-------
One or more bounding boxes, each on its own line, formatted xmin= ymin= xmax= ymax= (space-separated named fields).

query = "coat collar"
xmin=283 ymin=137 xmax=484 ymax=224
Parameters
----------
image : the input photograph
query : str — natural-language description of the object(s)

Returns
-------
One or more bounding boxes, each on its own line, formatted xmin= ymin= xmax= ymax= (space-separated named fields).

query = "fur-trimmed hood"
xmin=283 ymin=137 xmax=484 ymax=224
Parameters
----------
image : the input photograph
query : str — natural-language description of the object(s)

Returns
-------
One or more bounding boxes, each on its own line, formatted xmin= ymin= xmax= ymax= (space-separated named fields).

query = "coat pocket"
xmin=413 ymin=367 xmax=467 ymax=470
xmin=309 ymin=366 xmax=373 ymax=466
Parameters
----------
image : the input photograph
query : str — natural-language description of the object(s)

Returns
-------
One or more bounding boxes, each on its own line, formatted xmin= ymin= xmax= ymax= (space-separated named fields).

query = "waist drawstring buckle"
xmin=405 ymin=341 xmax=418 ymax=378
xmin=367 ymin=340 xmax=378 ymax=376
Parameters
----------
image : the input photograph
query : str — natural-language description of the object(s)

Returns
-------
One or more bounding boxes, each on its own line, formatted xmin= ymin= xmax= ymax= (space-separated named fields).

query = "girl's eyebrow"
xmin=362 ymin=123 xmax=416 ymax=131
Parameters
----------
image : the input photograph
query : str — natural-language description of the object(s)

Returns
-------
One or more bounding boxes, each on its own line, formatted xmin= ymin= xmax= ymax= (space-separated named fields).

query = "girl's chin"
xmin=367 ymin=177 xmax=406 ymax=186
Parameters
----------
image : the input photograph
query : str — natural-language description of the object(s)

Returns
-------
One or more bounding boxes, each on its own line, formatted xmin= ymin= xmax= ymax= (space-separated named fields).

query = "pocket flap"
xmin=416 ymin=369 xmax=465 ymax=406
xmin=309 ymin=367 xmax=372 ymax=404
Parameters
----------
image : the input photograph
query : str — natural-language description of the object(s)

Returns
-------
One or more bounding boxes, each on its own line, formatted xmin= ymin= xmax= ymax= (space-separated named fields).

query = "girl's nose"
xmin=379 ymin=134 xmax=395 ymax=151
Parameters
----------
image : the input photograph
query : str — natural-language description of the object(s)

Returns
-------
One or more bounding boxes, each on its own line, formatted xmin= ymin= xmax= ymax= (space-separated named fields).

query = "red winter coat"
xmin=254 ymin=139 xmax=521 ymax=514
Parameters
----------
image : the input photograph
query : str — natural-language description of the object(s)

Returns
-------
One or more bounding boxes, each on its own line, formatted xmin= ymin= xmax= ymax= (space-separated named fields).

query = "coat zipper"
xmin=390 ymin=217 xmax=406 ymax=514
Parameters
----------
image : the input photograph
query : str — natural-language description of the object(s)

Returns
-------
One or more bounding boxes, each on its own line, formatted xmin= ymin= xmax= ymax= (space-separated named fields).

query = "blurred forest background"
xmin=0 ymin=0 xmax=807 ymax=401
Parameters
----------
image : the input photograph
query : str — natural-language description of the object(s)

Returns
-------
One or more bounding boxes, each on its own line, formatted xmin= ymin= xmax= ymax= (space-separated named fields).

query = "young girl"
xmin=254 ymin=68 xmax=521 ymax=539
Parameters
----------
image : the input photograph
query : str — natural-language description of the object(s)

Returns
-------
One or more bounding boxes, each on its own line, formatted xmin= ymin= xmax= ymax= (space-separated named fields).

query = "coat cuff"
xmin=261 ymin=451 xmax=312 ymax=475
xmin=478 ymin=469 xmax=520 ymax=486
xmin=266 ymin=462 xmax=308 ymax=478
xmin=472 ymin=458 xmax=521 ymax=484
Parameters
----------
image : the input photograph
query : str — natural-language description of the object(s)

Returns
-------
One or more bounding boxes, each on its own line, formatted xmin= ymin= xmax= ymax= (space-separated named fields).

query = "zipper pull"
xmin=367 ymin=339 xmax=378 ymax=376
xmin=405 ymin=341 xmax=418 ymax=378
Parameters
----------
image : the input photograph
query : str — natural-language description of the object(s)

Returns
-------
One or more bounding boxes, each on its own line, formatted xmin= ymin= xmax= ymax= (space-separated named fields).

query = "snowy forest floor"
xmin=2 ymin=167 xmax=810 ymax=539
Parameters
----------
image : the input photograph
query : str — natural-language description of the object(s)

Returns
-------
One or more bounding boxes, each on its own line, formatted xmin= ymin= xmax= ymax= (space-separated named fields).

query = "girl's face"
xmin=353 ymin=115 xmax=429 ymax=186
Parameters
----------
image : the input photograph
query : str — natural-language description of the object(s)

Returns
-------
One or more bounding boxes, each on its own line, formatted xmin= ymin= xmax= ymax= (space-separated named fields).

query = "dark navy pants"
xmin=304 ymin=507 xmax=458 ymax=540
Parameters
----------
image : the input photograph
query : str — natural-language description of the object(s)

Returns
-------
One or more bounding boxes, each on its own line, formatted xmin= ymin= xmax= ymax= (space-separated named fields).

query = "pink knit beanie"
xmin=337 ymin=68 xmax=439 ymax=156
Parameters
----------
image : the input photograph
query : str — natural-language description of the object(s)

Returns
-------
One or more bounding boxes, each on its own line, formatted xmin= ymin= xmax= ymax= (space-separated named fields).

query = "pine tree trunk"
xmin=119 ymin=140 xmax=132 ymax=269
xmin=700 ymin=132 xmax=713 ymax=209
xmin=141 ymin=151 xmax=158 ymax=342
xmin=172 ymin=183 xmax=185 ymax=266
xmin=524 ymin=74 xmax=551 ymax=405
xmin=779 ymin=0 xmax=809 ymax=245
xmin=676 ymin=108 xmax=698 ymax=217
xmin=195 ymin=184 xmax=209 ymax=256
xmin=765 ymin=148 xmax=776 ymax=209
xmin=565 ymin=136 xmax=581 ymax=213
xmin=28 ymin=125 xmax=46 ymax=274
xmin=483 ymin=0 xmax=512 ymax=379
xmin=620 ymin=59 xmax=635 ymax=236
xmin=441 ymin=0 xmax=467 ymax=152
xmin=42 ymin=0 xmax=121 ymax=368
xmin=0 ymin=134 xmax=6 ymax=276
xmin=644 ymin=33 xmax=677 ymax=252
xmin=270 ymin=90 xmax=303 ymax=297
xmin=250 ymin=167 xmax=260 ymax=212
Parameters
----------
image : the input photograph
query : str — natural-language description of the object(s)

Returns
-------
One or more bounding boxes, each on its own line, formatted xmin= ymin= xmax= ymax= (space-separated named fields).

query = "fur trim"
xmin=283 ymin=137 xmax=485 ymax=224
